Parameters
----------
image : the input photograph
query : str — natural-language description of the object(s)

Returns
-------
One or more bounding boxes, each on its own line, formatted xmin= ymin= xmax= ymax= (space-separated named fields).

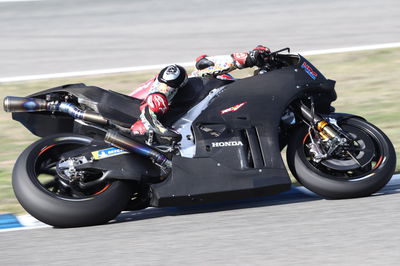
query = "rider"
xmin=130 ymin=45 xmax=271 ymax=142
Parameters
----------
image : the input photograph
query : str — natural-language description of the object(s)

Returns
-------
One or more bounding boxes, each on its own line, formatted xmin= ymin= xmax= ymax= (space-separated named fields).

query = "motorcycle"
xmin=3 ymin=48 xmax=396 ymax=227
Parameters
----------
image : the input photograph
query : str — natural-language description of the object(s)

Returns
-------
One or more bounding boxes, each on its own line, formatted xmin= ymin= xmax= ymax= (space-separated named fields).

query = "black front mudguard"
xmin=324 ymin=112 xmax=366 ymax=122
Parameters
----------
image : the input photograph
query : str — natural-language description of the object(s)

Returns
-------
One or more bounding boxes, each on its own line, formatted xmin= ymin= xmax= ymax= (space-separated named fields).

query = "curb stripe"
xmin=1 ymin=42 xmax=399 ymax=83
xmin=0 ymin=214 xmax=22 ymax=229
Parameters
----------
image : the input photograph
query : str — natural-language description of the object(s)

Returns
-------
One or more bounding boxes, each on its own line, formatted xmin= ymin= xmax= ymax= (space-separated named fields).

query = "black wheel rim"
xmin=301 ymin=122 xmax=385 ymax=181
xmin=31 ymin=141 xmax=111 ymax=200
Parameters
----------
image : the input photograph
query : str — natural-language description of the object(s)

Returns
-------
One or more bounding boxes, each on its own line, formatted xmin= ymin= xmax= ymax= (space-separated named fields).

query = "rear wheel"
xmin=287 ymin=117 xmax=396 ymax=199
xmin=13 ymin=134 xmax=134 ymax=227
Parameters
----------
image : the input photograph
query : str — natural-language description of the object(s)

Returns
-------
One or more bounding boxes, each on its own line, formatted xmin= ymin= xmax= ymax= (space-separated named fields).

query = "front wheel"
xmin=287 ymin=117 xmax=396 ymax=199
xmin=13 ymin=134 xmax=134 ymax=227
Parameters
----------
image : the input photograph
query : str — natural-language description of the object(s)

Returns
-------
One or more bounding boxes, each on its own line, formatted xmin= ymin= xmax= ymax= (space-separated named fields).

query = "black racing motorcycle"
xmin=3 ymin=48 xmax=396 ymax=227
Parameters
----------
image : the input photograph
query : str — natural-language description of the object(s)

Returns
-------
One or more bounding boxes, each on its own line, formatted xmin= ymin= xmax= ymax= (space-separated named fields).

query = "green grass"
xmin=0 ymin=48 xmax=399 ymax=214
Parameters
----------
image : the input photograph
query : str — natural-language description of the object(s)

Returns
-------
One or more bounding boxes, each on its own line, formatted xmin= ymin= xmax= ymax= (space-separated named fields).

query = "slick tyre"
xmin=287 ymin=118 xmax=396 ymax=199
xmin=12 ymin=134 xmax=133 ymax=227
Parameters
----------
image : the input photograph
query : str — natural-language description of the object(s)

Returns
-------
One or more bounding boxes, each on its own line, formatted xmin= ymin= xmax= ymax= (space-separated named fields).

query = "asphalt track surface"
xmin=0 ymin=179 xmax=400 ymax=265
xmin=1 ymin=1 xmax=400 ymax=265
xmin=1 ymin=0 xmax=400 ymax=78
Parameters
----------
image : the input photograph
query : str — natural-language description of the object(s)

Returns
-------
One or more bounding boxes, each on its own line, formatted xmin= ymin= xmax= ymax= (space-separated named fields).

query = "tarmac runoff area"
xmin=1 ymin=0 xmax=400 ymax=78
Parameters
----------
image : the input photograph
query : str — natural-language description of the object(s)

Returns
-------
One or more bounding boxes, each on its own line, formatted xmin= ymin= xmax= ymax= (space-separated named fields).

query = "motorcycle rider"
xmin=130 ymin=45 xmax=271 ymax=142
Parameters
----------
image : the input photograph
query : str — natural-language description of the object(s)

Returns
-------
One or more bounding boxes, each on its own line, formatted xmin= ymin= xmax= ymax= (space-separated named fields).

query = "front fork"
xmin=296 ymin=101 xmax=348 ymax=162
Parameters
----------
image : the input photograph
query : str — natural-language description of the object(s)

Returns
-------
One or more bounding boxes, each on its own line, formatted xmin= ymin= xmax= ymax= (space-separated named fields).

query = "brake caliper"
xmin=306 ymin=131 xmax=327 ymax=163
xmin=56 ymin=156 xmax=89 ymax=183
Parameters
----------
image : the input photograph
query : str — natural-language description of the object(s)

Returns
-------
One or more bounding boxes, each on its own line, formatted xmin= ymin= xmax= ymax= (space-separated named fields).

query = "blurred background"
xmin=1 ymin=0 xmax=400 ymax=77
xmin=0 ymin=0 xmax=399 ymax=265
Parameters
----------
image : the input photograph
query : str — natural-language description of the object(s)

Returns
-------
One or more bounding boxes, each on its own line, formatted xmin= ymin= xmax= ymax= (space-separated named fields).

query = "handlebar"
xmin=258 ymin=47 xmax=299 ymax=72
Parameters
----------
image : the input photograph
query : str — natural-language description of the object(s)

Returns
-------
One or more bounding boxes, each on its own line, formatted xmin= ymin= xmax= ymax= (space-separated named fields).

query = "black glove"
xmin=195 ymin=55 xmax=215 ymax=70
xmin=245 ymin=45 xmax=271 ymax=68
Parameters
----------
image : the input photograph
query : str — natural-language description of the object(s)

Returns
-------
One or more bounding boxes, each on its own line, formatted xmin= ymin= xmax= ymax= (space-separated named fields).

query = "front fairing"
xmin=191 ymin=54 xmax=333 ymax=168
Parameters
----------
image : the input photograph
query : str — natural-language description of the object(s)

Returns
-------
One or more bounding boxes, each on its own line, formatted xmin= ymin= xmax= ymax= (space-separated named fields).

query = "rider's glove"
xmin=245 ymin=45 xmax=271 ymax=68
xmin=195 ymin=54 xmax=215 ymax=70
xmin=130 ymin=120 xmax=147 ymax=135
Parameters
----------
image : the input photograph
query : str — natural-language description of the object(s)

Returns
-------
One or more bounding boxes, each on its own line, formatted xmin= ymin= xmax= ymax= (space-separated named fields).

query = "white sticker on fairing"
xmin=211 ymin=141 xmax=244 ymax=148
xmin=91 ymin=147 xmax=129 ymax=160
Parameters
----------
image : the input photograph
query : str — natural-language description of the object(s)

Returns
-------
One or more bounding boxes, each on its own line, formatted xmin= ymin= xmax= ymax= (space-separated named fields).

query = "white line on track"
xmin=0 ymin=0 xmax=42 ymax=2
xmin=300 ymin=42 xmax=400 ymax=56
xmin=1 ymin=42 xmax=399 ymax=83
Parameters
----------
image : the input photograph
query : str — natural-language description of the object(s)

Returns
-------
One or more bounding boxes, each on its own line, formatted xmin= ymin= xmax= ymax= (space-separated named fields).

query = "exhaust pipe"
xmin=3 ymin=96 xmax=107 ymax=125
xmin=105 ymin=130 xmax=172 ymax=169
xmin=3 ymin=96 xmax=48 ymax=112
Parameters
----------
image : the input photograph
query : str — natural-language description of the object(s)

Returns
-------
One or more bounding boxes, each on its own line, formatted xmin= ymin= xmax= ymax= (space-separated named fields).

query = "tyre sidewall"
xmin=13 ymin=134 xmax=133 ymax=227
xmin=287 ymin=118 xmax=396 ymax=199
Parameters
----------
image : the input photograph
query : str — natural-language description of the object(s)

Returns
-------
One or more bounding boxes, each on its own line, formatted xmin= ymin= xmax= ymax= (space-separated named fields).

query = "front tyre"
xmin=287 ymin=117 xmax=396 ymax=199
xmin=12 ymin=134 xmax=133 ymax=227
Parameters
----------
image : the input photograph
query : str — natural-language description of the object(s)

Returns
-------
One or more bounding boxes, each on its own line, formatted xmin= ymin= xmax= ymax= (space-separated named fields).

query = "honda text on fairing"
xmin=3 ymin=48 xmax=396 ymax=227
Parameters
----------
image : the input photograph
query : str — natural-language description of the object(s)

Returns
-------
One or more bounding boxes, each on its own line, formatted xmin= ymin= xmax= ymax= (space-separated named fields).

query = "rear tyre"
xmin=287 ymin=118 xmax=396 ymax=199
xmin=13 ymin=134 xmax=133 ymax=227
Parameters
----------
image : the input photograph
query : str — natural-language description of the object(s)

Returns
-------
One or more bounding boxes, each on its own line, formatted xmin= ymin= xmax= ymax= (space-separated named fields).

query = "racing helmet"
xmin=157 ymin=64 xmax=188 ymax=89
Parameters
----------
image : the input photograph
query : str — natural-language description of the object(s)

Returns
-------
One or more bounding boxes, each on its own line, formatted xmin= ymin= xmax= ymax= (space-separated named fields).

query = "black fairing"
xmin=12 ymin=80 xmax=233 ymax=137
xmin=12 ymin=83 xmax=142 ymax=137
xmin=10 ymin=55 xmax=339 ymax=207
xmin=12 ymin=112 xmax=75 ymax=138
xmin=161 ymin=77 xmax=233 ymax=126
xmin=150 ymin=55 xmax=337 ymax=206
xmin=193 ymin=56 xmax=331 ymax=163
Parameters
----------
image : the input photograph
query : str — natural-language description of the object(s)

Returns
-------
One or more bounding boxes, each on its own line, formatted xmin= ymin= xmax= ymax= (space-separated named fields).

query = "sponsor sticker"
xmin=220 ymin=101 xmax=247 ymax=115
xmin=301 ymin=62 xmax=318 ymax=80
xmin=91 ymin=147 xmax=129 ymax=160
xmin=211 ymin=141 xmax=244 ymax=148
